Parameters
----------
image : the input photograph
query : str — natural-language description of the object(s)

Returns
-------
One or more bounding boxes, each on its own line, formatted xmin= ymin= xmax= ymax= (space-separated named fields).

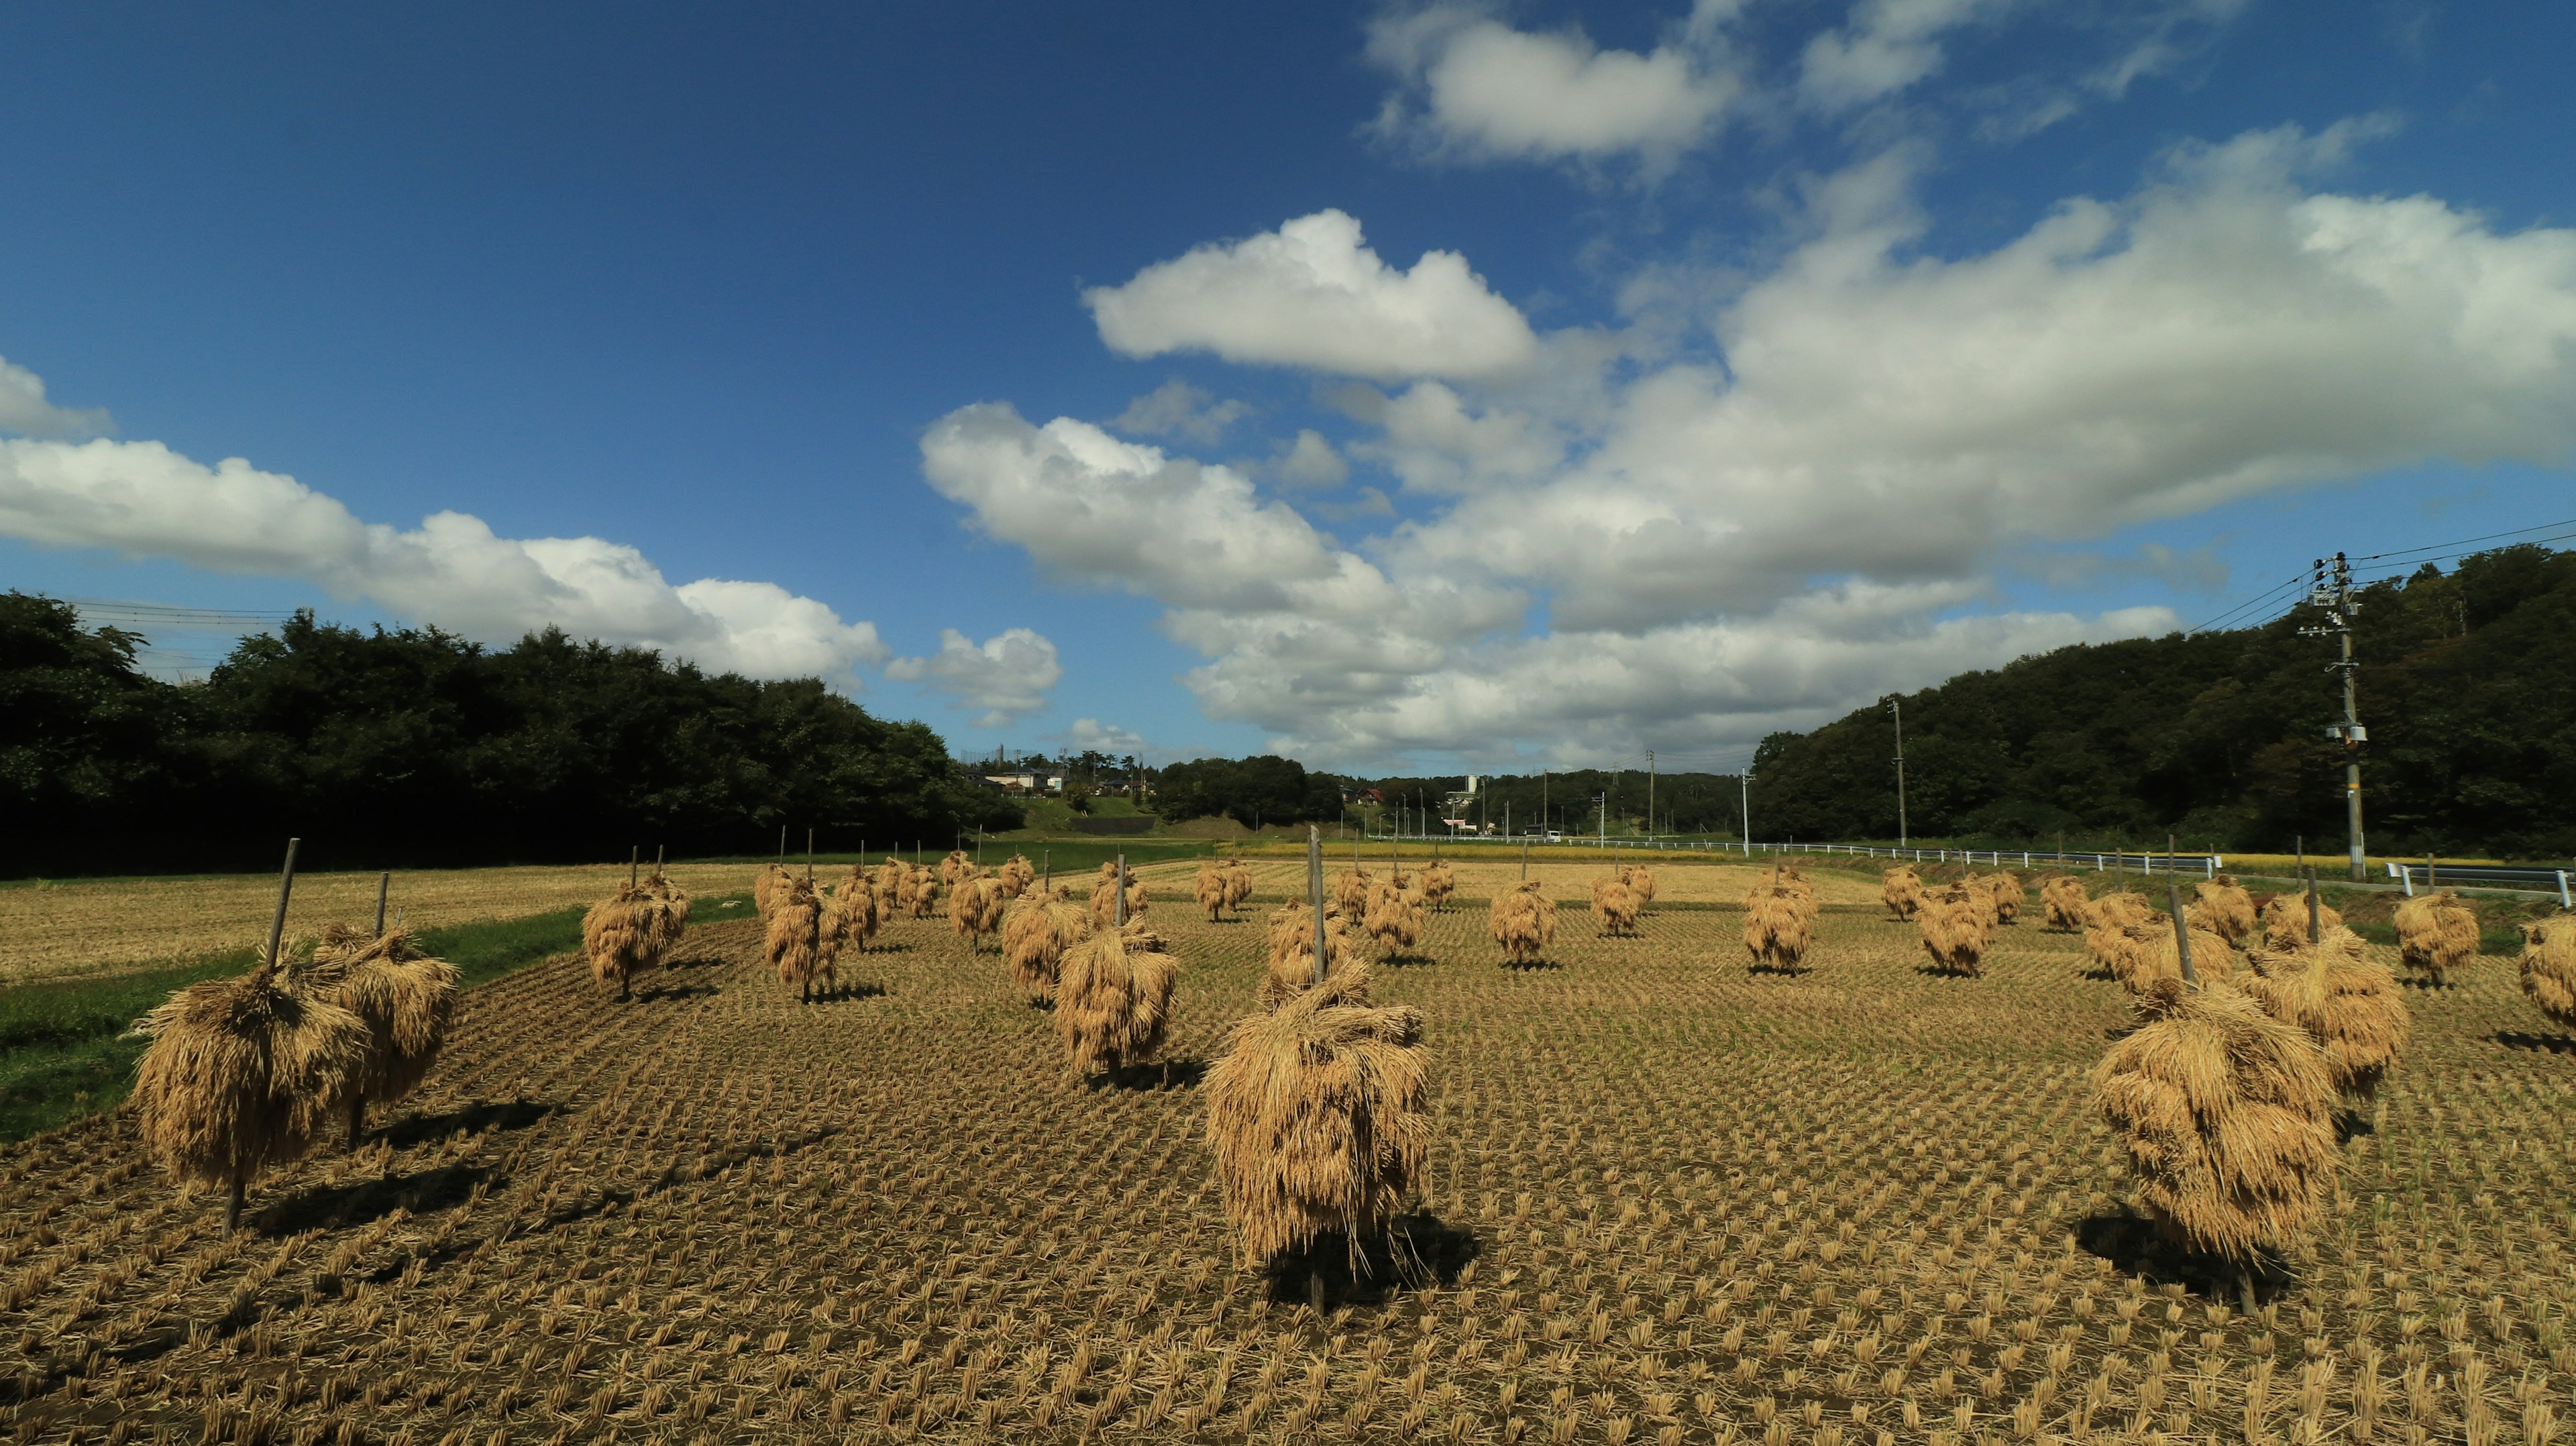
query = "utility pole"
xmin=1889 ymin=698 xmax=1909 ymax=848
xmin=1646 ymin=750 xmax=1655 ymax=843
xmin=1597 ymin=792 xmax=1607 ymax=844
xmin=1739 ymin=771 xmax=1751 ymax=852
xmin=1541 ymin=771 xmax=1548 ymax=841
xmin=2301 ymin=552 xmax=2368 ymax=881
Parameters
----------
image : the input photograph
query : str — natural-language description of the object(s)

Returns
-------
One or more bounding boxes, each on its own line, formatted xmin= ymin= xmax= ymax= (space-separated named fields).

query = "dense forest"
xmin=2 ymin=595 xmax=1020 ymax=877
xmin=1746 ymin=544 xmax=2576 ymax=858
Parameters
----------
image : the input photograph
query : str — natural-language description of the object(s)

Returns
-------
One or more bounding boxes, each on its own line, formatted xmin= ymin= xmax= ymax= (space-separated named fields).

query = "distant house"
xmin=983 ymin=771 xmax=1066 ymax=794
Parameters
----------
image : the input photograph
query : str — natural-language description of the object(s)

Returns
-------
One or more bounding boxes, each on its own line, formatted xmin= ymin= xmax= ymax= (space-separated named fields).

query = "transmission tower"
xmin=2300 ymin=553 xmax=2367 ymax=881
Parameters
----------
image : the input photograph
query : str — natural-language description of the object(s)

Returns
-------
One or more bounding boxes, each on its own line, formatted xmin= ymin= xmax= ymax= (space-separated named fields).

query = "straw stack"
xmin=2394 ymin=890 xmax=2478 ymax=984
xmin=1489 ymin=881 xmax=1555 ymax=966
xmin=1882 ymin=867 xmax=1925 ymax=922
xmin=1056 ymin=921 xmax=1179 ymax=1074
xmin=2242 ymin=926 xmax=2410 ymax=1099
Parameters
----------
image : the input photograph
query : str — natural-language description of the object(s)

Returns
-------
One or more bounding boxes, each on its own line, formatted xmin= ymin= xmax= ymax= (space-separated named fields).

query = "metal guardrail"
xmin=1354 ymin=833 xmax=2226 ymax=876
xmin=2390 ymin=861 xmax=2573 ymax=905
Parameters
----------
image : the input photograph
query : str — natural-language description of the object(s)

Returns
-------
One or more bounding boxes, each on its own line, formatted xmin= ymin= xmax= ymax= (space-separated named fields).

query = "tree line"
xmin=2 ymin=596 xmax=1022 ymax=877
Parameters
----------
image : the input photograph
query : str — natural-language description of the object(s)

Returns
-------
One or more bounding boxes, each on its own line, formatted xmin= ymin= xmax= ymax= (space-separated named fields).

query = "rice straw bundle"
xmin=2192 ymin=877 xmax=2257 ymax=946
xmin=1264 ymin=902 xmax=1360 ymax=1009
xmin=877 ymin=858 xmax=910 ymax=911
xmin=753 ymin=862 xmax=791 ymax=925
xmin=1617 ymin=865 xmax=1657 ymax=911
xmin=1362 ymin=879 xmax=1425 ymax=961
xmin=907 ymin=868 xmax=943 ymax=920
xmin=2104 ymin=917 xmax=2237 ymax=994
xmin=2394 ymin=890 xmax=2477 ymax=983
xmin=132 ymin=955 xmax=369 ymax=1230
xmin=2259 ymin=893 xmax=2342 ymax=950
xmin=998 ymin=853 xmax=1035 ymax=897
xmin=2241 ymin=927 xmax=2409 ymax=1099
xmin=2083 ymin=892 xmax=2154 ymax=975
xmin=1204 ymin=963 xmax=1430 ymax=1268
xmin=1489 ymin=881 xmax=1555 ymax=966
xmin=2518 ymin=917 xmax=2576 ymax=1028
xmin=301 ymin=926 xmax=461 ymax=1149
xmin=1743 ymin=880 xmax=1815 ymax=973
xmin=1591 ymin=877 xmax=1641 ymax=938
xmin=2090 ymin=977 xmax=2337 ymax=1264
xmin=951 ymin=875 xmax=1006 ymax=951
xmin=1002 ymin=893 xmax=1090 ymax=1003
xmin=1984 ymin=870 xmax=2023 ymax=925
xmin=2039 ymin=876 xmax=2088 ymax=932
xmin=941 ymin=848 xmax=974 ymax=890
xmin=1917 ymin=883 xmax=1992 ymax=977
xmin=1090 ymin=870 xmax=1149 ymax=927
xmin=1222 ymin=860 xmax=1255 ymax=914
xmin=1333 ymin=868 xmax=1373 ymax=917
xmin=1055 ymin=921 xmax=1179 ymax=1073
xmin=1419 ymin=859 xmax=1458 ymax=912
xmin=582 ymin=883 xmax=657 ymax=1001
xmin=1196 ymin=862 xmax=1230 ymax=922
xmin=832 ymin=865 xmax=881 ymax=953
xmin=1882 ymin=867 xmax=1925 ymax=922
xmin=767 ymin=875 xmax=838 ymax=1003
xmin=1958 ymin=875 xmax=2001 ymax=933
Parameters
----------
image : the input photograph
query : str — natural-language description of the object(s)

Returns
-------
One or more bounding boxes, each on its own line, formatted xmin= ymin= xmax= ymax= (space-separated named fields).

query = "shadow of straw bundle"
xmin=1265 ymin=903 xmax=1360 ymax=1010
xmin=767 ymin=876 xmax=838 ymax=1003
xmin=2040 ymin=876 xmax=2088 ymax=932
xmin=1742 ymin=883 xmax=1813 ymax=972
xmin=1882 ymin=867 xmax=1925 ymax=922
xmin=1917 ymin=883 xmax=1992 ymax=977
xmin=1002 ymin=894 xmax=1089 ymax=1004
xmin=2082 ymin=892 xmax=2153 ymax=974
xmin=133 ymin=956 xmax=370 ymax=1225
xmin=303 ymin=926 xmax=461 ymax=1144
xmin=1205 ymin=963 xmax=1429 ymax=1268
xmin=1489 ymin=881 xmax=1555 ymax=966
xmin=1057 ymin=922 xmax=1179 ymax=1073
xmin=2192 ymin=877 xmax=2256 ymax=946
xmin=2243 ymin=926 xmax=2409 ymax=1099
xmin=1420 ymin=859 xmax=1458 ymax=911
xmin=2394 ymin=891 xmax=2478 ymax=983
xmin=1364 ymin=879 xmax=1426 ymax=961
xmin=1983 ymin=871 xmax=2023 ymax=925
xmin=2259 ymin=893 xmax=2341 ymax=950
xmin=1197 ymin=862 xmax=1230 ymax=922
xmin=1223 ymin=860 xmax=1255 ymax=914
xmin=2520 ymin=918 xmax=2576 ymax=1027
xmin=2104 ymin=917 xmax=2237 ymax=994
xmin=582 ymin=884 xmax=659 ymax=1001
xmin=998 ymin=854 xmax=1035 ymax=897
xmin=832 ymin=865 xmax=881 ymax=953
xmin=2091 ymin=977 xmax=2337 ymax=1263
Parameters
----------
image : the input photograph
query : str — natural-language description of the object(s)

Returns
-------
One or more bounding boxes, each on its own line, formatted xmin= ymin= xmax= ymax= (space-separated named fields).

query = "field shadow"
xmin=1499 ymin=958 xmax=1562 ymax=972
xmin=2072 ymin=1207 xmax=2292 ymax=1302
xmin=635 ymin=982 xmax=720 ymax=1002
xmin=2398 ymin=977 xmax=2452 ymax=991
xmin=381 ymin=1097 xmax=554 ymax=1148
xmin=2492 ymin=1030 xmax=2576 ymax=1055
xmin=2334 ymin=1107 xmax=2377 ymax=1144
xmin=1088 ymin=1058 xmax=1208 ymax=1092
xmin=1265 ymin=1213 xmax=1482 ymax=1308
xmin=1749 ymin=963 xmax=1811 ymax=978
xmin=805 ymin=982 xmax=890 ymax=1003
xmin=263 ymin=1160 xmax=496 ymax=1236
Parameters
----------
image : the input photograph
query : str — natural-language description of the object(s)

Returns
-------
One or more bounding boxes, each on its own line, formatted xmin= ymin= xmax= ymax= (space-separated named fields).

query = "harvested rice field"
xmin=5 ymin=863 xmax=2571 ymax=1446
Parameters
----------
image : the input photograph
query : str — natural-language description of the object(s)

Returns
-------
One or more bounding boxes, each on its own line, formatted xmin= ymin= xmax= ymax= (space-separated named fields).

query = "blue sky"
xmin=2 ymin=1 xmax=2570 ymax=773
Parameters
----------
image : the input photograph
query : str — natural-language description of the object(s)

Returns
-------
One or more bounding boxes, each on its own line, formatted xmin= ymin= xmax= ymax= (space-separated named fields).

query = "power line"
xmin=2185 ymin=571 xmax=2307 ymax=635
xmin=2349 ymin=516 xmax=2576 ymax=565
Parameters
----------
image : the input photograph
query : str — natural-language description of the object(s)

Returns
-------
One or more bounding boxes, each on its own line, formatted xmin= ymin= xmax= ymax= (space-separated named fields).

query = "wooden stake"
xmin=2167 ymin=883 xmax=2197 ymax=986
xmin=264 ymin=838 xmax=301 ymax=972
xmin=806 ymin=829 xmax=814 ymax=883
xmin=374 ymin=871 xmax=390 ymax=936
xmin=1115 ymin=854 xmax=1128 ymax=928
xmin=630 ymin=846 xmax=639 ymax=890
xmin=2427 ymin=851 xmax=2437 ymax=890
xmin=2306 ymin=867 xmax=2321 ymax=946
xmin=1309 ymin=825 xmax=1327 ymax=987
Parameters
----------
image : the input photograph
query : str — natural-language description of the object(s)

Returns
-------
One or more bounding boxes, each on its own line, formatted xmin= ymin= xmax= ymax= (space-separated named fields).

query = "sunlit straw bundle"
xmin=1265 ymin=902 xmax=1360 ymax=1009
xmin=2192 ymin=877 xmax=2257 ymax=946
xmin=1333 ymin=868 xmax=1373 ymax=917
xmin=1363 ymin=878 xmax=1425 ymax=962
xmin=1197 ymin=862 xmax=1230 ymax=922
xmin=1002 ymin=893 xmax=1090 ymax=1004
xmin=2040 ymin=876 xmax=2089 ymax=933
xmin=767 ymin=875 xmax=838 ymax=1003
xmin=1591 ymin=877 xmax=1641 ymax=938
xmin=1743 ymin=879 xmax=1815 ymax=973
xmin=1882 ymin=867 xmax=1925 ymax=922
xmin=832 ymin=865 xmax=881 ymax=953
xmin=1090 ymin=869 xmax=1149 ymax=928
xmin=2083 ymin=892 xmax=2155 ymax=975
xmin=906 ymin=867 xmax=943 ymax=920
xmin=2241 ymin=926 xmax=2409 ymax=1099
xmin=941 ymin=848 xmax=974 ymax=890
xmin=1223 ymin=860 xmax=1255 ymax=915
xmin=2518 ymin=917 xmax=2576 ymax=1028
xmin=753 ymin=862 xmax=791 ymax=925
xmin=582 ymin=883 xmax=657 ymax=1001
xmin=2104 ymin=915 xmax=2237 ymax=994
xmin=2394 ymin=890 xmax=2478 ymax=984
xmin=302 ymin=925 xmax=461 ymax=1149
xmin=1917 ymin=883 xmax=1992 ymax=977
xmin=2259 ymin=893 xmax=2342 ymax=950
xmin=132 ymin=953 xmax=369 ymax=1231
xmin=1205 ymin=962 xmax=1430 ymax=1268
xmin=1984 ymin=870 xmax=2023 ymax=925
xmin=951 ymin=874 xmax=1006 ymax=952
xmin=1419 ymin=859 xmax=1458 ymax=912
xmin=877 ymin=857 xmax=909 ymax=912
xmin=1055 ymin=921 xmax=1179 ymax=1074
xmin=1617 ymin=865 xmax=1657 ymax=912
xmin=1489 ymin=881 xmax=1556 ymax=966
xmin=998 ymin=853 xmax=1035 ymax=897
xmin=2090 ymin=977 xmax=2337 ymax=1264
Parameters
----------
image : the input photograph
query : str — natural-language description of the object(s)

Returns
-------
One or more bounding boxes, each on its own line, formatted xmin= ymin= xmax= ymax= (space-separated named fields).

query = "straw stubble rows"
xmin=5 ymin=873 xmax=2573 ymax=1445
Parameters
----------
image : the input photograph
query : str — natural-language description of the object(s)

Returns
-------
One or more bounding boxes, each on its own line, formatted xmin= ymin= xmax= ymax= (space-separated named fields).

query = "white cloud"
xmin=1083 ymin=210 xmax=1538 ymax=381
xmin=1273 ymin=429 xmax=1351 ymax=489
xmin=0 ymin=433 xmax=890 ymax=681
xmin=1340 ymin=381 xmax=1566 ymax=495
xmin=1112 ymin=379 xmax=1250 ymax=444
xmin=0 ymin=356 xmax=111 ymax=439
xmin=1366 ymin=5 xmax=1743 ymax=167
xmin=1061 ymin=718 xmax=1150 ymax=757
xmin=887 ymin=627 xmax=1065 ymax=726
xmin=1798 ymin=0 xmax=2008 ymax=113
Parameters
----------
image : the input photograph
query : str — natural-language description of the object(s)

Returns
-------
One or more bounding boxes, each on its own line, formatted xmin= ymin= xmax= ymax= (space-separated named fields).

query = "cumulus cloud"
xmin=1365 ymin=3 xmax=1742 ymax=168
xmin=1273 ymin=429 xmax=1350 ymax=489
xmin=0 ymin=356 xmax=111 ymax=439
xmin=1060 ymin=718 xmax=1150 ymax=757
xmin=1083 ymin=210 xmax=1538 ymax=381
xmin=1112 ymin=379 xmax=1250 ymax=444
xmin=887 ymin=627 xmax=1065 ymax=726
xmin=928 ymin=122 xmax=2576 ymax=767
xmin=0 ymin=431 xmax=890 ymax=681
xmin=1798 ymin=0 xmax=2008 ymax=113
